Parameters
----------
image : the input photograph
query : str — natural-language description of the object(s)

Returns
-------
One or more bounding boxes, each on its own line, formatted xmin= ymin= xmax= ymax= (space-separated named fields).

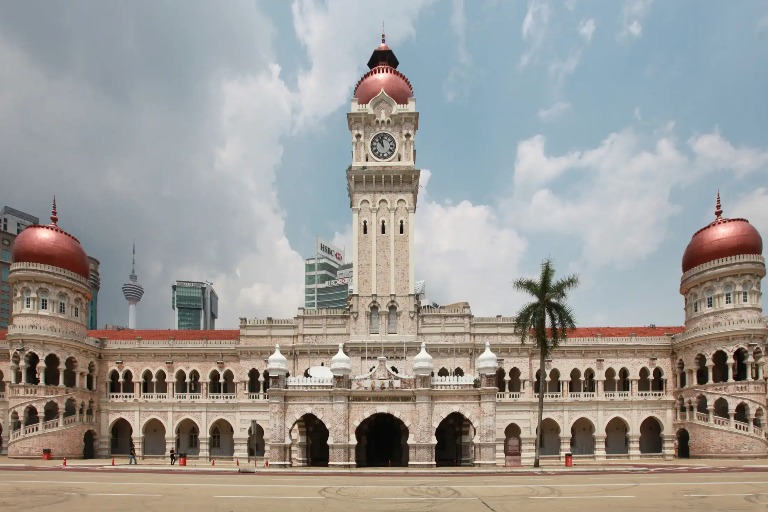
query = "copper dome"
xmin=353 ymin=34 xmax=413 ymax=105
xmin=11 ymin=199 xmax=90 ymax=279
xmin=681 ymin=193 xmax=763 ymax=273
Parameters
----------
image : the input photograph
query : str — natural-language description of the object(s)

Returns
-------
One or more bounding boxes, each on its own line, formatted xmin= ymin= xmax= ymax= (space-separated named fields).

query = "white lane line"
xmin=685 ymin=493 xmax=764 ymax=497
xmin=530 ymin=495 xmax=634 ymax=500
xmin=3 ymin=480 xmax=766 ymax=489
xmin=373 ymin=497 xmax=478 ymax=500
xmin=65 ymin=493 xmax=163 ymax=497
xmin=216 ymin=496 xmax=325 ymax=499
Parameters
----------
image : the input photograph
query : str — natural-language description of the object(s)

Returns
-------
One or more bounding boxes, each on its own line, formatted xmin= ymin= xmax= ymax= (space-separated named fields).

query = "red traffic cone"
xmin=265 ymin=459 xmax=269 ymax=467
xmin=63 ymin=457 xmax=67 ymax=466
xmin=111 ymin=457 xmax=115 ymax=466
xmin=211 ymin=459 xmax=215 ymax=466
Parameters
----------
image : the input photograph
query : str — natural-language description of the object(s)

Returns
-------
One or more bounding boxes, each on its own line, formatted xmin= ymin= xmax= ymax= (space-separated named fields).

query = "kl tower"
xmin=121 ymin=243 xmax=144 ymax=329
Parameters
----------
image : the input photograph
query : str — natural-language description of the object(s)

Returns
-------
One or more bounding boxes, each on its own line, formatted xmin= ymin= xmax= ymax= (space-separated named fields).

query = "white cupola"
xmin=266 ymin=344 xmax=289 ymax=376
xmin=476 ymin=341 xmax=498 ymax=375
xmin=413 ymin=342 xmax=434 ymax=376
xmin=330 ymin=343 xmax=352 ymax=376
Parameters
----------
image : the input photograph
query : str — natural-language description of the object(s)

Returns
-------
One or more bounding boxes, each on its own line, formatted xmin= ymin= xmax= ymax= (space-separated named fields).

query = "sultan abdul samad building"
xmin=0 ymin=37 xmax=766 ymax=466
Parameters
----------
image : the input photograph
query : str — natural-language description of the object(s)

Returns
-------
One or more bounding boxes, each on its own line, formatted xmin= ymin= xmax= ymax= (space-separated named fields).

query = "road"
xmin=0 ymin=466 xmax=766 ymax=511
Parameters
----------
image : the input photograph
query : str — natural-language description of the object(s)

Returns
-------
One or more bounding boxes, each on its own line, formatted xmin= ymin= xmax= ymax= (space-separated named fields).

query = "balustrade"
xmin=637 ymin=391 xmax=665 ymax=398
xmin=604 ymin=391 xmax=630 ymax=399
xmin=141 ymin=393 xmax=168 ymax=401
xmin=496 ymin=392 xmax=521 ymax=400
xmin=174 ymin=393 xmax=202 ymax=401
xmin=210 ymin=393 xmax=237 ymax=401
xmin=248 ymin=392 xmax=268 ymax=401
xmin=712 ymin=416 xmax=729 ymax=427
xmin=108 ymin=393 xmax=135 ymax=400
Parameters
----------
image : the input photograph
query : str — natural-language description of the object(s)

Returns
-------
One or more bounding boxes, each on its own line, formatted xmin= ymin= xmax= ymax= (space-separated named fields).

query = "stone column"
xmin=727 ymin=363 xmax=734 ymax=383
xmin=410 ymin=378 xmax=436 ymax=468
xmin=628 ymin=435 xmax=640 ymax=459
xmin=198 ymin=437 xmax=209 ymax=459
xmin=729 ymin=412 xmax=735 ymax=428
xmin=58 ymin=412 xmax=64 ymax=428
xmin=706 ymin=363 xmax=714 ymax=384
xmin=329 ymin=385 xmax=353 ymax=468
xmin=561 ymin=379 xmax=569 ymax=398
xmin=75 ymin=372 xmax=81 ymax=389
xmin=596 ymin=378 xmax=604 ymax=398
xmin=630 ymin=379 xmax=637 ymax=397
xmin=707 ymin=406 xmax=714 ymax=423
xmin=504 ymin=376 xmax=510 ymax=393
xmin=167 ymin=381 xmax=173 ymax=398
xmin=233 ymin=435 xmax=249 ymax=460
xmin=134 ymin=381 xmax=141 ymax=398
xmin=202 ymin=382 xmax=208 ymax=399
xmin=58 ymin=368 xmax=64 ymax=387
xmin=687 ymin=369 xmax=694 ymax=388
xmin=559 ymin=435 xmax=570 ymax=459
xmin=268 ymin=388 xmax=289 ymax=467
xmin=594 ymin=434 xmax=607 ymax=460
xmin=475 ymin=380 xmax=498 ymax=467
xmin=39 ymin=367 xmax=46 ymax=386
xmin=10 ymin=366 xmax=17 ymax=384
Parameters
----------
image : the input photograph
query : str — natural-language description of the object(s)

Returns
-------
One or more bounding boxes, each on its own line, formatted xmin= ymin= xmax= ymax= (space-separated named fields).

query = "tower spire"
xmin=382 ymin=21 xmax=385 ymax=44
xmin=50 ymin=196 xmax=58 ymax=225
xmin=131 ymin=241 xmax=136 ymax=279
xmin=715 ymin=189 xmax=723 ymax=220
xmin=122 ymin=242 xmax=144 ymax=329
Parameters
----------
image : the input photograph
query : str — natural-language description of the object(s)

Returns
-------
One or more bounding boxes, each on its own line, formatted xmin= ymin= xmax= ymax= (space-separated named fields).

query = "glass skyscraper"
xmin=172 ymin=281 xmax=218 ymax=330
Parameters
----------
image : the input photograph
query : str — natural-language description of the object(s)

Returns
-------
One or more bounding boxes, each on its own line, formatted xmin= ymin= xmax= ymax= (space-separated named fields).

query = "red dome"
xmin=11 ymin=200 xmax=90 ymax=279
xmin=682 ymin=194 xmax=763 ymax=273
xmin=353 ymin=35 xmax=413 ymax=105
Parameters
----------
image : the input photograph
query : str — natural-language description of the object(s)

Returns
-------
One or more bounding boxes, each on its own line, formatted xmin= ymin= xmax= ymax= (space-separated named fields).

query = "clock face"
xmin=370 ymin=132 xmax=397 ymax=160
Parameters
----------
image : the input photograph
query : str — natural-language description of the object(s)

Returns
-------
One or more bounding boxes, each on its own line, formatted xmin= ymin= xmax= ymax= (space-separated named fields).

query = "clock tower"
xmin=347 ymin=34 xmax=420 ymax=340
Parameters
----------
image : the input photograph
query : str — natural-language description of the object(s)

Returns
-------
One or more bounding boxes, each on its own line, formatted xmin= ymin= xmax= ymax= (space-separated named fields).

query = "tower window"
xmin=399 ymin=220 xmax=404 ymax=235
xmin=725 ymin=289 xmax=732 ymax=305
xmin=381 ymin=220 xmax=386 ymax=235
xmin=370 ymin=306 xmax=379 ymax=334
xmin=693 ymin=301 xmax=698 ymax=313
xmin=706 ymin=296 xmax=713 ymax=309
xmin=58 ymin=301 xmax=66 ymax=314
xmin=74 ymin=307 xmax=79 ymax=318
xmin=363 ymin=220 xmax=367 ymax=235
xmin=387 ymin=306 xmax=397 ymax=334
xmin=742 ymin=291 xmax=748 ymax=303
xmin=40 ymin=298 xmax=48 ymax=310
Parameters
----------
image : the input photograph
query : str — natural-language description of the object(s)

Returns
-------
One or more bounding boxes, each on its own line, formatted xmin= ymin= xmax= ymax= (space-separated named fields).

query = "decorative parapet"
xmin=101 ymin=338 xmax=238 ymax=349
xmin=9 ymin=262 xmax=91 ymax=287
xmin=474 ymin=316 xmax=515 ymax=323
xmin=8 ymin=324 xmax=96 ymax=346
xmin=421 ymin=304 xmax=472 ymax=315
xmin=287 ymin=376 xmax=333 ymax=388
xmin=431 ymin=375 xmax=475 ymax=388
xmin=680 ymin=254 xmax=764 ymax=283
xmin=673 ymin=319 xmax=768 ymax=344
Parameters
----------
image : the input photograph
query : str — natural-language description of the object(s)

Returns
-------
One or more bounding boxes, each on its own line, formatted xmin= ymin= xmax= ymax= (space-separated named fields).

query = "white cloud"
xmin=291 ymin=0 xmax=433 ymax=128
xmin=415 ymin=171 xmax=528 ymax=314
xmin=537 ymin=101 xmax=571 ymax=121
xmin=619 ymin=0 xmax=652 ymax=40
xmin=730 ymin=187 xmax=768 ymax=237
xmin=444 ymin=0 xmax=473 ymax=102
xmin=578 ymin=18 xmax=596 ymax=42
xmin=688 ymin=131 xmax=768 ymax=179
xmin=520 ymin=0 xmax=551 ymax=67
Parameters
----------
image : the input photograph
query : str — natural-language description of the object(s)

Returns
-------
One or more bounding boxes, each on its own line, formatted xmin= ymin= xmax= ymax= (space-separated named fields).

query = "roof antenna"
xmin=715 ymin=189 xmax=723 ymax=220
xmin=50 ymin=196 xmax=58 ymax=225
xmin=382 ymin=21 xmax=385 ymax=43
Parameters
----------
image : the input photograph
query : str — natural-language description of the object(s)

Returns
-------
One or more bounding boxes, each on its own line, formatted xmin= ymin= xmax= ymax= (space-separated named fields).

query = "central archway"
xmin=355 ymin=413 xmax=409 ymax=467
xmin=290 ymin=414 xmax=329 ymax=467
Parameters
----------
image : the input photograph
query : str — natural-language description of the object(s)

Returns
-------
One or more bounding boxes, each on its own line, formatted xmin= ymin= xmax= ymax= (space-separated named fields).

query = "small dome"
xmin=476 ymin=342 xmax=498 ymax=376
xmin=12 ymin=199 xmax=90 ymax=279
xmin=266 ymin=344 xmax=288 ymax=376
xmin=413 ymin=342 xmax=434 ymax=376
xmin=330 ymin=343 xmax=352 ymax=376
xmin=353 ymin=35 xmax=413 ymax=105
xmin=682 ymin=193 xmax=763 ymax=273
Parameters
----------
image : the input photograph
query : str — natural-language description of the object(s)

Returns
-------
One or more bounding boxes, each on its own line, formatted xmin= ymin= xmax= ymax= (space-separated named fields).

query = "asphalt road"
xmin=0 ymin=467 xmax=767 ymax=511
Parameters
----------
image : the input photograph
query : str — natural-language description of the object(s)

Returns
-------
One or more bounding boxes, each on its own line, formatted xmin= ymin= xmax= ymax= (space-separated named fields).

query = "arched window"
xmin=742 ymin=281 xmax=751 ymax=303
xmin=363 ymin=220 xmax=368 ymax=235
xmin=211 ymin=426 xmax=221 ymax=449
xmin=189 ymin=427 xmax=199 ymax=448
xmin=399 ymin=219 xmax=404 ymax=235
xmin=39 ymin=290 xmax=49 ymax=311
xmin=370 ymin=306 xmax=379 ymax=334
xmin=58 ymin=294 xmax=67 ymax=315
xmin=381 ymin=219 xmax=386 ymax=235
xmin=724 ymin=285 xmax=733 ymax=305
xmin=24 ymin=290 xmax=31 ymax=310
xmin=387 ymin=306 xmax=397 ymax=334
xmin=705 ymin=289 xmax=714 ymax=309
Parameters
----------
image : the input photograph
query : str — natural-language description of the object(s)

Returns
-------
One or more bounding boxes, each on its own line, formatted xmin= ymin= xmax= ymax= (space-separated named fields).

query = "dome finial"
xmin=50 ymin=196 xmax=58 ymax=225
xmin=715 ymin=189 xmax=723 ymax=220
xmin=382 ymin=21 xmax=385 ymax=44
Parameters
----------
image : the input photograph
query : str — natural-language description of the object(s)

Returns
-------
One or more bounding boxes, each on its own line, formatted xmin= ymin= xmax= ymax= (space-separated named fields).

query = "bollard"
xmin=63 ymin=458 xmax=67 ymax=466
xmin=112 ymin=458 xmax=115 ymax=466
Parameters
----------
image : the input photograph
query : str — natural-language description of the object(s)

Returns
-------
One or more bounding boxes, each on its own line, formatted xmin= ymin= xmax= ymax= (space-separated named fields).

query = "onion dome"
xmin=353 ymin=33 xmax=413 ymax=105
xmin=11 ymin=198 xmax=90 ymax=279
xmin=330 ymin=343 xmax=352 ymax=376
xmin=682 ymin=192 xmax=763 ymax=273
xmin=476 ymin=341 xmax=499 ymax=376
xmin=413 ymin=342 xmax=434 ymax=376
xmin=266 ymin=344 xmax=289 ymax=376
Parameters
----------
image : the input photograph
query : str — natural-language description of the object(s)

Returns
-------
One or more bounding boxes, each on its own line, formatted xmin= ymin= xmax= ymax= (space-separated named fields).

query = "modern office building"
xmin=0 ymin=206 xmax=38 ymax=235
xmin=0 ymin=37 xmax=765 ymax=465
xmin=172 ymin=280 xmax=218 ymax=330
xmin=304 ymin=238 xmax=350 ymax=309
xmin=0 ymin=206 xmax=38 ymax=328
xmin=87 ymin=256 xmax=100 ymax=330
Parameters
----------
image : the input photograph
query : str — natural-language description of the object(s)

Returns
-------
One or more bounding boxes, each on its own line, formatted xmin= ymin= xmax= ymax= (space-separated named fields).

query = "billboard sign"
xmin=327 ymin=278 xmax=349 ymax=287
xmin=316 ymin=238 xmax=345 ymax=264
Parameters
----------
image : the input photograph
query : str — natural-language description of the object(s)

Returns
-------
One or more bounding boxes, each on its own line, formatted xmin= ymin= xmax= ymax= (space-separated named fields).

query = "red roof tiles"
xmin=87 ymin=329 xmax=239 ymax=340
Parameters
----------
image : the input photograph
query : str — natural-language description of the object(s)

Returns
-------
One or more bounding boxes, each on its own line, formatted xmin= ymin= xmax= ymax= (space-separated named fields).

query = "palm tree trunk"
xmin=534 ymin=348 xmax=545 ymax=468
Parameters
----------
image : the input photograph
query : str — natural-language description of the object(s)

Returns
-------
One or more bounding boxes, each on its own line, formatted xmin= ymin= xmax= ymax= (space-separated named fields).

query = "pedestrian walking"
xmin=170 ymin=448 xmax=176 ymax=465
xmin=128 ymin=444 xmax=138 ymax=464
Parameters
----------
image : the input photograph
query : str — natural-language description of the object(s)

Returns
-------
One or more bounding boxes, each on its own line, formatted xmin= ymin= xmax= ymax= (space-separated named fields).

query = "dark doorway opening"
xmin=355 ymin=413 xmax=408 ymax=467
xmin=677 ymin=429 xmax=690 ymax=458
xmin=435 ymin=412 xmax=474 ymax=466
xmin=83 ymin=430 xmax=96 ymax=459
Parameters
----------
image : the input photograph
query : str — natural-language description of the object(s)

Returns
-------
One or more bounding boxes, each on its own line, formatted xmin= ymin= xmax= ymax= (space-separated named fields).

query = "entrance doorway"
xmin=355 ymin=413 xmax=409 ymax=467
xmin=435 ymin=412 xmax=474 ymax=466
xmin=291 ymin=414 xmax=329 ymax=467
xmin=677 ymin=428 xmax=690 ymax=458
xmin=83 ymin=430 xmax=96 ymax=459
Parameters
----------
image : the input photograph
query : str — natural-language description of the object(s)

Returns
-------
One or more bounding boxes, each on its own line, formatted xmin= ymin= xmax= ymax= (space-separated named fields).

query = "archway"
xmin=175 ymin=419 xmax=200 ymax=456
xmin=143 ymin=419 xmax=166 ymax=455
xmin=44 ymin=353 xmax=60 ymax=386
xmin=110 ymin=418 xmax=133 ymax=455
xmin=355 ymin=413 xmax=409 ymax=467
xmin=248 ymin=423 xmax=265 ymax=457
xmin=83 ymin=430 xmax=96 ymax=459
xmin=605 ymin=417 xmax=629 ymax=455
xmin=25 ymin=353 xmax=40 ymax=384
xmin=435 ymin=412 xmax=474 ymax=466
xmin=209 ymin=419 xmax=235 ymax=457
xmin=539 ymin=418 xmax=561 ymax=456
xmin=570 ymin=418 xmax=595 ymax=455
xmin=676 ymin=429 xmax=690 ymax=458
xmin=63 ymin=357 xmax=77 ymax=388
xmin=291 ymin=414 xmax=329 ymax=467
xmin=714 ymin=397 xmax=729 ymax=419
xmin=24 ymin=406 xmax=39 ymax=426
xmin=504 ymin=423 xmax=522 ymax=466
xmin=43 ymin=401 xmax=59 ymax=422
xmin=639 ymin=417 xmax=663 ymax=454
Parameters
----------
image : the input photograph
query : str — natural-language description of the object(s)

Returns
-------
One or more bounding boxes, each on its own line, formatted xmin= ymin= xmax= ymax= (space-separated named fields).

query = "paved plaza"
xmin=1 ymin=458 xmax=767 ymax=511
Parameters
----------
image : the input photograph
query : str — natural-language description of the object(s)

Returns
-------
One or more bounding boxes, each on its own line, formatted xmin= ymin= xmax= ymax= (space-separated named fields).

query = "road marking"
xmin=216 ymin=496 xmax=325 ymax=499
xmin=65 ymin=493 xmax=163 ymax=497
xmin=530 ymin=495 xmax=634 ymax=499
xmin=372 ymin=497 xmax=478 ymax=500
xmin=685 ymin=493 xmax=764 ymax=497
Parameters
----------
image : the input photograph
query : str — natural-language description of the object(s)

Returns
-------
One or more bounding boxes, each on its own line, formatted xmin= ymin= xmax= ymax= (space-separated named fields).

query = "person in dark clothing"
xmin=128 ymin=444 xmax=138 ymax=464
xmin=170 ymin=448 xmax=176 ymax=465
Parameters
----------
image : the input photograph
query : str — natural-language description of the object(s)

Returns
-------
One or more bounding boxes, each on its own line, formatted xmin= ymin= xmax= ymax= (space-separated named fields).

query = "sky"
xmin=1 ymin=0 xmax=767 ymax=330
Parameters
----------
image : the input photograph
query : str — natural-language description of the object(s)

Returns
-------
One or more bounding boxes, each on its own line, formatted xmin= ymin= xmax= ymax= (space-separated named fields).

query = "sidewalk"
xmin=1 ymin=455 xmax=766 ymax=474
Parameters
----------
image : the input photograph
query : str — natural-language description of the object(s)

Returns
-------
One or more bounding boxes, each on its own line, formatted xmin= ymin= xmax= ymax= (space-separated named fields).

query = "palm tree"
xmin=513 ymin=259 xmax=579 ymax=468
